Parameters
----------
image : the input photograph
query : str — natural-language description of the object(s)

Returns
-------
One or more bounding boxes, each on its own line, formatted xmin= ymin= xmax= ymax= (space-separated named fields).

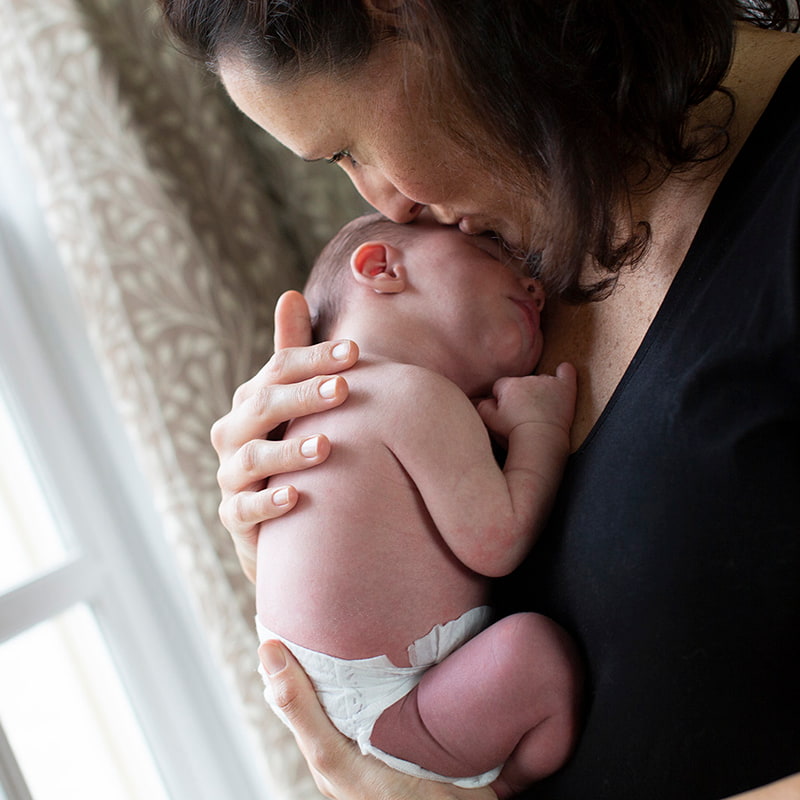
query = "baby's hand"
xmin=477 ymin=363 xmax=577 ymax=443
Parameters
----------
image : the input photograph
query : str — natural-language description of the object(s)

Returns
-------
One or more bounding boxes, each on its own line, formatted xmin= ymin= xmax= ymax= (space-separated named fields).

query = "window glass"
xmin=0 ymin=390 xmax=70 ymax=594
xmin=0 ymin=604 xmax=170 ymax=800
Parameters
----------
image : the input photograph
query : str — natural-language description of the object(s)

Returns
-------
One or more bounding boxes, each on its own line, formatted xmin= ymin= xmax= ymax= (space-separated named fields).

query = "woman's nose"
xmin=427 ymin=205 xmax=460 ymax=226
xmin=522 ymin=277 xmax=545 ymax=310
xmin=352 ymin=166 xmax=425 ymax=223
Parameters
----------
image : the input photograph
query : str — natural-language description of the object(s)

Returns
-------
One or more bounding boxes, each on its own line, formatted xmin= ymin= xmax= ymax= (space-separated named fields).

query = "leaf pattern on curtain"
xmin=0 ymin=0 xmax=366 ymax=796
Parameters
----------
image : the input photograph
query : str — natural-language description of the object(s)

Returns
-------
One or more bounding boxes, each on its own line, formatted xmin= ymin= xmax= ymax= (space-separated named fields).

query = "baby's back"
xmin=256 ymin=360 xmax=488 ymax=667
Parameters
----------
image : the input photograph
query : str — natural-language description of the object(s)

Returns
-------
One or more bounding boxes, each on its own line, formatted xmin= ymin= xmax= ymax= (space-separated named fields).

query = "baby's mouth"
xmin=512 ymin=298 xmax=540 ymax=340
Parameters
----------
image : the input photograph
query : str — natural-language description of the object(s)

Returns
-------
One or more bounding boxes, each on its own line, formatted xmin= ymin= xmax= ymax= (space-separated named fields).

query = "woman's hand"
xmin=722 ymin=773 xmax=800 ymax=800
xmin=259 ymin=641 xmax=499 ymax=800
xmin=210 ymin=290 xmax=359 ymax=581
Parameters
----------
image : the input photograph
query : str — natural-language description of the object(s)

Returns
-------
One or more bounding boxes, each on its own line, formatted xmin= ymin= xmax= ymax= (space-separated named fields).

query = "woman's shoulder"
xmin=725 ymin=26 xmax=800 ymax=148
xmin=715 ymin=32 xmax=800 ymax=208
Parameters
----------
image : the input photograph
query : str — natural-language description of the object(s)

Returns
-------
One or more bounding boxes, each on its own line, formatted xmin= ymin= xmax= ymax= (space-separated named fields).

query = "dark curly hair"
xmin=159 ymin=0 xmax=798 ymax=300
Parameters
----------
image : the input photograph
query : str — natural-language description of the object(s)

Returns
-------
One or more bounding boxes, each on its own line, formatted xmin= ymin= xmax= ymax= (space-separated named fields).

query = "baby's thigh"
xmin=371 ymin=613 xmax=583 ymax=775
xmin=420 ymin=613 xmax=582 ymax=725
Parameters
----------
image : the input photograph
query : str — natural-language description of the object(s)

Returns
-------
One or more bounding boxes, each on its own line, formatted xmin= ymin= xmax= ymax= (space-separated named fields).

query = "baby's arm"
xmin=476 ymin=360 xmax=576 ymax=517
xmin=390 ymin=363 xmax=576 ymax=578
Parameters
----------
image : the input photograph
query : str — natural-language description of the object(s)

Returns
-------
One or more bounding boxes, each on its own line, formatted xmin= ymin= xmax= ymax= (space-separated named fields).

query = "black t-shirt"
xmin=493 ymin=58 xmax=800 ymax=799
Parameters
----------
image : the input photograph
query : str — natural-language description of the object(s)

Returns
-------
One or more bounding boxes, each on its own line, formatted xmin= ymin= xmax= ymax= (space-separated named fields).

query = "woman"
xmin=160 ymin=2 xmax=800 ymax=798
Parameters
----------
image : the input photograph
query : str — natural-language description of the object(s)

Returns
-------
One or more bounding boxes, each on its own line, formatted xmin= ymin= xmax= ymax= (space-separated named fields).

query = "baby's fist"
xmin=477 ymin=363 xmax=577 ymax=441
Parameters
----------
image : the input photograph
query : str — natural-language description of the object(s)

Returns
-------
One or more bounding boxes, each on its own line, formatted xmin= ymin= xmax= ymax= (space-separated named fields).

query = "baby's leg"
xmin=370 ymin=613 xmax=582 ymax=795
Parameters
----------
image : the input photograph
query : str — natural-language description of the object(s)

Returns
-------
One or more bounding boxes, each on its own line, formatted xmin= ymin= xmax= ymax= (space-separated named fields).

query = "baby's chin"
xmin=512 ymin=343 xmax=543 ymax=377
xmin=495 ymin=355 xmax=541 ymax=382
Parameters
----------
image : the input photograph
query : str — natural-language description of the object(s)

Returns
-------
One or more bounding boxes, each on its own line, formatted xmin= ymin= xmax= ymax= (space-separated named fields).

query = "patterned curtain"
xmin=0 ymin=0 xmax=366 ymax=796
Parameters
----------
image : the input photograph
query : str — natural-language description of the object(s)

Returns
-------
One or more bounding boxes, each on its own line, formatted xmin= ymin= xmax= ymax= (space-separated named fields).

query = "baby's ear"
xmin=350 ymin=242 xmax=407 ymax=294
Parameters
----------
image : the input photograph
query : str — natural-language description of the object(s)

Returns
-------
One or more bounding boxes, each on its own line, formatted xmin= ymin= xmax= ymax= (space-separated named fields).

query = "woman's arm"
xmin=210 ymin=290 xmax=358 ymax=581
xmin=724 ymin=774 xmax=800 ymax=800
xmin=259 ymin=641 xmax=499 ymax=800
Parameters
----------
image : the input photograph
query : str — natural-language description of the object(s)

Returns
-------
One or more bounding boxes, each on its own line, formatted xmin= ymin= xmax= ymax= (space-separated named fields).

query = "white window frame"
xmin=0 ymin=112 xmax=269 ymax=800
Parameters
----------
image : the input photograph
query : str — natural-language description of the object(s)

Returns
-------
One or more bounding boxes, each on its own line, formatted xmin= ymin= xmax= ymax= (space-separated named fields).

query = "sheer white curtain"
xmin=0 ymin=0 xmax=365 ymax=796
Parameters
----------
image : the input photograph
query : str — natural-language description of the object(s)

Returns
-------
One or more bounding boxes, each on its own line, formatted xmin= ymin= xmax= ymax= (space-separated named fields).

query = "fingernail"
xmin=300 ymin=436 xmax=319 ymax=458
xmin=272 ymin=487 xmax=290 ymax=506
xmin=332 ymin=341 xmax=351 ymax=361
xmin=261 ymin=642 xmax=286 ymax=676
xmin=319 ymin=378 xmax=338 ymax=399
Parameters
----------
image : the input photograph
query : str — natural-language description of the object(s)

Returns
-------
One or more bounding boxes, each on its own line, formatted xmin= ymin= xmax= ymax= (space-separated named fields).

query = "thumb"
xmin=258 ymin=641 xmax=353 ymax=768
xmin=555 ymin=361 xmax=577 ymax=384
xmin=274 ymin=290 xmax=313 ymax=351
xmin=475 ymin=397 xmax=497 ymax=422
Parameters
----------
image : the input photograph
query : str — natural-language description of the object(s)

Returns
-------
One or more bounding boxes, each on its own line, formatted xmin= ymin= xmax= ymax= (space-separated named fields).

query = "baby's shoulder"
xmin=354 ymin=360 xmax=467 ymax=406
xmin=349 ymin=362 xmax=479 ymax=446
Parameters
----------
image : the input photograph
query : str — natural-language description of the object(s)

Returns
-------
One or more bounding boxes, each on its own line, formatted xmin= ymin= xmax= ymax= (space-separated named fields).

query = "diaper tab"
xmin=407 ymin=606 xmax=492 ymax=667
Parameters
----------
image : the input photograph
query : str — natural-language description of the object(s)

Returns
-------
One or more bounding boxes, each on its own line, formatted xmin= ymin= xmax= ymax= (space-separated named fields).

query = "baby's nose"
xmin=522 ymin=277 xmax=545 ymax=310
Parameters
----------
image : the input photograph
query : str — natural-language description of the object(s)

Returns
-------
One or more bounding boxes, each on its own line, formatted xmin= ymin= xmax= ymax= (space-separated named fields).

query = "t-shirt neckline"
xmin=572 ymin=55 xmax=800 ymax=459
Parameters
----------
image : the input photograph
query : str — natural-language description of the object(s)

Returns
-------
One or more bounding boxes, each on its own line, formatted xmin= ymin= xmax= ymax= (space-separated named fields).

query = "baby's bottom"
xmin=371 ymin=613 xmax=583 ymax=798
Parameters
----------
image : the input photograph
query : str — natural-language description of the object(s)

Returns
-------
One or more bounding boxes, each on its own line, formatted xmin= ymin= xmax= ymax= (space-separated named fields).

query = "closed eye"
xmin=472 ymin=232 xmax=504 ymax=261
xmin=326 ymin=150 xmax=358 ymax=167
xmin=473 ymin=233 xmax=528 ymax=272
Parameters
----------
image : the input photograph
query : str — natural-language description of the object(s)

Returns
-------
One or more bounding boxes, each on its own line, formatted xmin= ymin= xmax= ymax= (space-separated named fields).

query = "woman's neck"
xmin=540 ymin=23 xmax=800 ymax=451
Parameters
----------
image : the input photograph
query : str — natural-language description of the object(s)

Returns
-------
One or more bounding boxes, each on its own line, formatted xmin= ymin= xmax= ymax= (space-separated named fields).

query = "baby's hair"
xmin=305 ymin=212 xmax=415 ymax=343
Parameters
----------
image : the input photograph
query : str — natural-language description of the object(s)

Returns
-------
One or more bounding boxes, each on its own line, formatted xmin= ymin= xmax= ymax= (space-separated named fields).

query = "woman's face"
xmin=219 ymin=46 xmax=538 ymax=252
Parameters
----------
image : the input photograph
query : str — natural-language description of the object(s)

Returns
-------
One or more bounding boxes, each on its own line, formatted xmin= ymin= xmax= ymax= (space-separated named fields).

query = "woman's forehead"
xmin=220 ymin=60 xmax=349 ymax=156
xmin=219 ymin=48 xmax=410 ymax=151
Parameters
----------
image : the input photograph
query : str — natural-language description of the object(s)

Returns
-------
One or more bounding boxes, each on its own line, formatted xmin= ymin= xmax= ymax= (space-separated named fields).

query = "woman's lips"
xmin=458 ymin=217 xmax=482 ymax=235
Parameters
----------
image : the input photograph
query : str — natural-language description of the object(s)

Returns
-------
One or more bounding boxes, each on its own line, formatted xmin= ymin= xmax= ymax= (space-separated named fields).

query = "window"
xmin=0 ymin=111 xmax=267 ymax=799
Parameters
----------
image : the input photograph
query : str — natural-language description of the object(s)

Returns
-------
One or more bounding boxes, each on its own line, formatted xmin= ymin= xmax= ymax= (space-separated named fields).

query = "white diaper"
xmin=256 ymin=606 xmax=502 ymax=788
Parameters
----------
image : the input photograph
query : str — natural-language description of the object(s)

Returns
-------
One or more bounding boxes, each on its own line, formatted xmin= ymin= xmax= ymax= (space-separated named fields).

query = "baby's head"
xmin=305 ymin=212 xmax=414 ymax=343
xmin=303 ymin=212 xmax=547 ymax=394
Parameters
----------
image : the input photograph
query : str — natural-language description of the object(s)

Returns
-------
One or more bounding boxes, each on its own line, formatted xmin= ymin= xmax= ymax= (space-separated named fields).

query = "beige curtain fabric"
xmin=0 ymin=0 xmax=365 ymax=796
